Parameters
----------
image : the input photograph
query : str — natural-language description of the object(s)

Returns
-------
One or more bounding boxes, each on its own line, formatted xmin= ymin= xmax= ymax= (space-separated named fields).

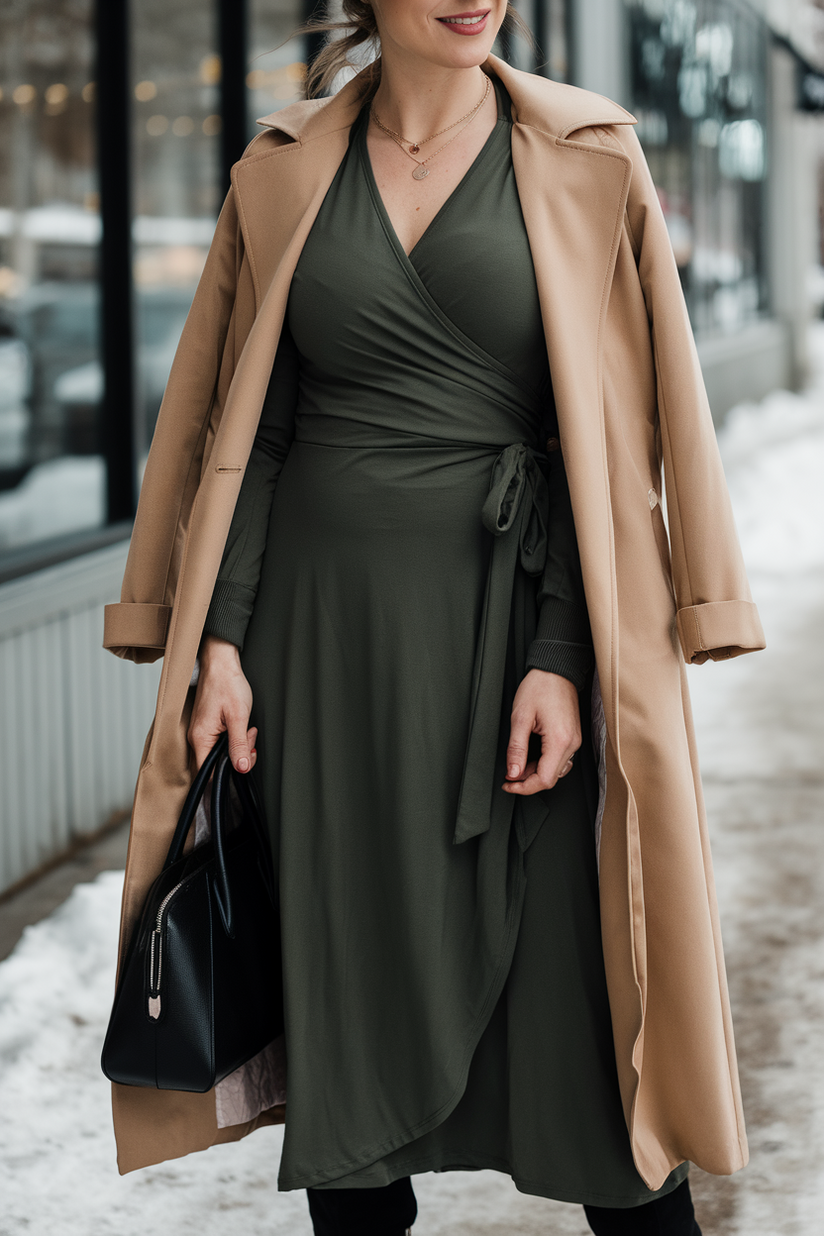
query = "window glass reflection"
xmin=0 ymin=0 xmax=102 ymax=554
xmin=132 ymin=0 xmax=222 ymax=477
xmin=628 ymin=0 xmax=768 ymax=336
xmin=248 ymin=0 xmax=309 ymax=140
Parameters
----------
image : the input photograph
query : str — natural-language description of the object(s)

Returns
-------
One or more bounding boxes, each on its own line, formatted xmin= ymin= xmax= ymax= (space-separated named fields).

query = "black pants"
xmin=306 ymin=1176 xmax=701 ymax=1236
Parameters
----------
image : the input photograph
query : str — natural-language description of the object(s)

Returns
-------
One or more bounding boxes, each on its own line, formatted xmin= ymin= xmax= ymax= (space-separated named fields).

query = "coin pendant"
xmin=409 ymin=143 xmax=420 ymax=154
xmin=412 ymin=165 xmax=430 ymax=180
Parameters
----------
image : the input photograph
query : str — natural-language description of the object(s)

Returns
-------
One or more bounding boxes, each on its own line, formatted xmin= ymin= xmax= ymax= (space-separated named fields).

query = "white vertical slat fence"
xmin=0 ymin=542 xmax=161 ymax=896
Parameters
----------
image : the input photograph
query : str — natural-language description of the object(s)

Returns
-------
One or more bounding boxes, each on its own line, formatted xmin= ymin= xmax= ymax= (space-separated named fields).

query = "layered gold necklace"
xmin=370 ymin=73 xmax=491 ymax=180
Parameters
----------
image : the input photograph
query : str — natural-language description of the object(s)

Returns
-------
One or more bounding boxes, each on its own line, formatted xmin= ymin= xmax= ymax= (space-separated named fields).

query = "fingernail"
xmin=238 ymin=757 xmax=249 ymax=772
xmin=508 ymin=764 xmax=519 ymax=778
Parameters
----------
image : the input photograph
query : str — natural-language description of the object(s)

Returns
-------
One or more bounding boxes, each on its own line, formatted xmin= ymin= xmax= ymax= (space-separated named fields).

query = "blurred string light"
xmin=135 ymin=80 xmax=157 ymax=102
xmin=200 ymin=54 xmax=221 ymax=86
xmin=146 ymin=114 xmax=168 ymax=136
xmin=246 ymin=62 xmax=307 ymax=100
xmin=172 ymin=115 xmax=194 ymax=136
xmin=12 ymin=84 xmax=36 ymax=106
xmin=45 ymin=83 xmax=69 ymax=115
xmin=82 ymin=82 xmax=94 ymax=102
xmin=203 ymin=114 xmax=221 ymax=136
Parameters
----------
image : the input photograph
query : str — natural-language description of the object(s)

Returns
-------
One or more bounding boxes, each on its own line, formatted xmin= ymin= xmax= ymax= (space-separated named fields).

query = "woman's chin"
xmin=418 ymin=36 xmax=498 ymax=72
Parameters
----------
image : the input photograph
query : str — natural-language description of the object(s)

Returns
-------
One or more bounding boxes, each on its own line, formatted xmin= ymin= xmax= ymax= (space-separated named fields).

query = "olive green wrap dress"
xmin=203 ymin=78 xmax=687 ymax=1207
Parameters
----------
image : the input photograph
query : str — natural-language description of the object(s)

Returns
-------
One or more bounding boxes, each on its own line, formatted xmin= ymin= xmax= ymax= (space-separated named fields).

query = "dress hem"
xmin=278 ymin=1149 xmax=690 ymax=1208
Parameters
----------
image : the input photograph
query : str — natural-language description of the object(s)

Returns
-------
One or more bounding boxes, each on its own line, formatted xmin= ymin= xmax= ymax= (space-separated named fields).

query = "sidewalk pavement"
xmin=1 ymin=346 xmax=823 ymax=1233
xmin=0 ymin=821 xmax=129 ymax=963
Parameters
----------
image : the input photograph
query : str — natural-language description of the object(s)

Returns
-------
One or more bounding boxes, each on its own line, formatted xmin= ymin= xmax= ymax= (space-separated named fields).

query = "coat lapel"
xmin=511 ymin=122 xmax=634 ymax=729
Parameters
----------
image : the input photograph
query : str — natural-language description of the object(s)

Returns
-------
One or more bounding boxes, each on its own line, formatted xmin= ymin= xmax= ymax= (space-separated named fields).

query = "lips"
xmin=437 ymin=9 xmax=491 ymax=34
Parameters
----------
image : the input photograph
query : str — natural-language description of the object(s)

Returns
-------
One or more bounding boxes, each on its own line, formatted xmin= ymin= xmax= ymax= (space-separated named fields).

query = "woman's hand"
xmin=502 ymin=669 xmax=581 ymax=796
xmin=188 ymin=634 xmax=258 ymax=773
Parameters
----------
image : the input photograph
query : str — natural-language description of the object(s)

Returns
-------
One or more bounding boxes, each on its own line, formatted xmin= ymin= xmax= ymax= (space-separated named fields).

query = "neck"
xmin=370 ymin=53 xmax=490 ymax=139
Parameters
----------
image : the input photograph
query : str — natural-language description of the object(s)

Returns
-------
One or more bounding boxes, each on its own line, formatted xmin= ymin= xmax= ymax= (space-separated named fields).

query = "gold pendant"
xmin=412 ymin=165 xmax=430 ymax=180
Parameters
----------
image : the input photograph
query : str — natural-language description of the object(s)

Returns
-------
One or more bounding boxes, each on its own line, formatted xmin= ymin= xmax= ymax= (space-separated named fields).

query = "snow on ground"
xmin=2 ymin=331 xmax=824 ymax=1234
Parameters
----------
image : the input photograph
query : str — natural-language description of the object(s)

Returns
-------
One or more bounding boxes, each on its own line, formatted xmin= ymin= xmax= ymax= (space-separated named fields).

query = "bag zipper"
xmin=147 ymin=879 xmax=185 ymax=1019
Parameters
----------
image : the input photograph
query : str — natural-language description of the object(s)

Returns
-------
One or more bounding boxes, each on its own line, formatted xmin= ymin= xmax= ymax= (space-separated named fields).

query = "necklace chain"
xmin=370 ymin=74 xmax=491 ymax=180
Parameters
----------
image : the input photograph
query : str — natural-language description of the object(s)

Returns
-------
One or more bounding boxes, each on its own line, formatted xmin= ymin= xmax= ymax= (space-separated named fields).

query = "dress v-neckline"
xmin=356 ymin=76 xmax=507 ymax=263
xmin=353 ymin=82 xmax=544 ymax=409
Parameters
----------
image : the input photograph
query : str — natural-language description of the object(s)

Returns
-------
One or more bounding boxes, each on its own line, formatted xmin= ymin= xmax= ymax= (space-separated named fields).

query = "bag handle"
xmin=211 ymin=752 xmax=234 ymax=936
xmin=162 ymin=732 xmax=230 ymax=871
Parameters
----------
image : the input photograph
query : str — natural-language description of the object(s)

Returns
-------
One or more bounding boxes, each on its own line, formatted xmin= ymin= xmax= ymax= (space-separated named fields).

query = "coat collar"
xmin=253 ymin=54 xmax=636 ymax=149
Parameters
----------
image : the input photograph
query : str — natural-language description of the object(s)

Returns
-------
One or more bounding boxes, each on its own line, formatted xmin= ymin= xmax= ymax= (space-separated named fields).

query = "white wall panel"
xmin=0 ymin=542 xmax=162 ymax=896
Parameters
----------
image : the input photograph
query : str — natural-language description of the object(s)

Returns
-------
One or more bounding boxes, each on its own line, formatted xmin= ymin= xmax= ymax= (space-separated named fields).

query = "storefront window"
xmin=249 ymin=0 xmax=309 ymax=136
xmin=131 ymin=0 xmax=223 ymax=471
xmin=0 ymin=0 xmax=102 ymax=553
xmin=627 ymin=0 xmax=768 ymax=335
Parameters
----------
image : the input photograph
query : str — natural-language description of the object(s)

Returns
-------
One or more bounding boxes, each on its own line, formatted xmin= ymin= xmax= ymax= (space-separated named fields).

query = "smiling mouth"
xmin=437 ymin=10 xmax=491 ymax=29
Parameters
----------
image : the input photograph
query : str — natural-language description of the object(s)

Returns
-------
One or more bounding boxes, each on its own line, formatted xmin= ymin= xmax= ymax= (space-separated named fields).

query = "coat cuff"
xmin=103 ymin=602 xmax=172 ymax=660
xmin=676 ymin=600 xmax=766 ymax=665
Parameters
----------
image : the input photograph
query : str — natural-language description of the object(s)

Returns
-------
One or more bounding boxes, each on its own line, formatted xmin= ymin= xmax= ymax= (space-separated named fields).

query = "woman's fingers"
xmin=502 ymin=669 xmax=582 ymax=797
xmin=187 ymin=642 xmax=256 ymax=773
xmin=505 ymin=708 xmax=533 ymax=780
xmin=227 ymin=717 xmax=258 ymax=773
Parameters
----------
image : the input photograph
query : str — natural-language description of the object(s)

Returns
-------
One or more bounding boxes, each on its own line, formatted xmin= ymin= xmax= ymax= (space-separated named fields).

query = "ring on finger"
xmin=558 ymin=758 xmax=574 ymax=778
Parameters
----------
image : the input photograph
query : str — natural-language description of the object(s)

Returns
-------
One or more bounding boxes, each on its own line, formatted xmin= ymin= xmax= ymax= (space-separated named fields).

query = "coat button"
xmin=545 ymin=436 xmax=560 ymax=453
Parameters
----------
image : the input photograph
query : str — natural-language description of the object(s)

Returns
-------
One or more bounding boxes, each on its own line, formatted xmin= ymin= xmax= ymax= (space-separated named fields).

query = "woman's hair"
xmin=300 ymin=3 xmax=536 ymax=99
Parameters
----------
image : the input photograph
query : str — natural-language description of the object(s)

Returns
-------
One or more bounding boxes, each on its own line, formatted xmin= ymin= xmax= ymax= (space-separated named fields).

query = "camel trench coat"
xmin=103 ymin=54 xmax=765 ymax=1185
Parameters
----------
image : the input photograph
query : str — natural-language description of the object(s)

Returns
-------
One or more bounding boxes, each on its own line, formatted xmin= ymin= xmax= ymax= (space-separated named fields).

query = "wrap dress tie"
xmin=456 ymin=442 xmax=550 ymax=848
xmin=203 ymin=76 xmax=688 ymax=1208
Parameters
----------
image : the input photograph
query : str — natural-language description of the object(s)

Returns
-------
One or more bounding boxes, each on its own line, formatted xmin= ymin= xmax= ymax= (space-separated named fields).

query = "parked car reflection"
xmin=0 ymin=282 xmax=192 ymax=475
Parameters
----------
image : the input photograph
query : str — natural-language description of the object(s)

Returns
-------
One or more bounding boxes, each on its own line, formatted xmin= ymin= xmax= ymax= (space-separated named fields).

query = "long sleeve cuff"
xmin=525 ymin=638 xmax=593 ymax=691
xmin=202 ymin=579 xmax=256 ymax=651
xmin=526 ymin=597 xmax=593 ymax=691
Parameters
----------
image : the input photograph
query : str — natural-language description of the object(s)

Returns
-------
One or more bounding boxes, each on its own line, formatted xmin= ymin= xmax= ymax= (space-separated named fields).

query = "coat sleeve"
xmin=103 ymin=185 xmax=244 ymax=663
xmin=619 ymin=125 xmax=766 ymax=664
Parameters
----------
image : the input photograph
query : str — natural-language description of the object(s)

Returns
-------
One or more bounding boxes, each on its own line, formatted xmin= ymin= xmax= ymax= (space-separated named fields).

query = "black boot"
xmin=306 ymin=1176 xmax=417 ymax=1236
xmin=584 ymin=1178 xmax=701 ymax=1235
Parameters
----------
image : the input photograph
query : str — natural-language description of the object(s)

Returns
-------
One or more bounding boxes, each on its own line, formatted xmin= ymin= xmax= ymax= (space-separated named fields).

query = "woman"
xmin=103 ymin=3 xmax=765 ymax=1233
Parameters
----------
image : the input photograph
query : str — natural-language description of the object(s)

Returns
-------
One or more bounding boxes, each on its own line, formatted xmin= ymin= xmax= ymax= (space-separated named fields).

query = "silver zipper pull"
xmin=147 ymin=880 xmax=183 ymax=1021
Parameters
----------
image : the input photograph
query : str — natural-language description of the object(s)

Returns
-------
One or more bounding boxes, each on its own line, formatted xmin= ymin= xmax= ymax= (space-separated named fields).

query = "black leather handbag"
xmin=101 ymin=732 xmax=283 ymax=1092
